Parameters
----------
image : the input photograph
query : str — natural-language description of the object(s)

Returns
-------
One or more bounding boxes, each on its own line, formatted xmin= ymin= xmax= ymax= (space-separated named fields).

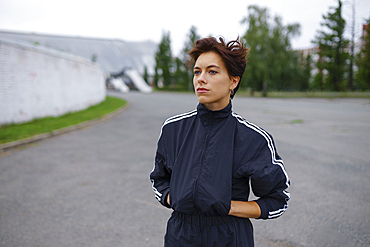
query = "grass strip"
xmin=236 ymin=90 xmax=370 ymax=98
xmin=154 ymin=89 xmax=370 ymax=98
xmin=0 ymin=96 xmax=126 ymax=145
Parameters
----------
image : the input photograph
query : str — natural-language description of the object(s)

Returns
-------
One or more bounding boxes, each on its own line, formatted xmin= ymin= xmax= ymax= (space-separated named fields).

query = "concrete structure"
xmin=124 ymin=69 xmax=152 ymax=93
xmin=0 ymin=30 xmax=157 ymax=90
xmin=0 ymin=39 xmax=106 ymax=125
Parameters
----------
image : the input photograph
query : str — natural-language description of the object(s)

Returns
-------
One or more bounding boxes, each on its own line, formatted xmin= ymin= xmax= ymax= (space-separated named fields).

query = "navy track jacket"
xmin=150 ymin=102 xmax=290 ymax=220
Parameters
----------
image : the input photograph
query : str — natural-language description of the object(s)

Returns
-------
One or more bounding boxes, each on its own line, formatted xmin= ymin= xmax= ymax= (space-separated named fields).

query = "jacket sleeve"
xmin=149 ymin=132 xmax=171 ymax=208
xmin=249 ymin=134 xmax=290 ymax=219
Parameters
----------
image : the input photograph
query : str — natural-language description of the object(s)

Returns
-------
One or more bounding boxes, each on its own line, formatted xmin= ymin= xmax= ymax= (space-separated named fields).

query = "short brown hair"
xmin=189 ymin=37 xmax=249 ymax=99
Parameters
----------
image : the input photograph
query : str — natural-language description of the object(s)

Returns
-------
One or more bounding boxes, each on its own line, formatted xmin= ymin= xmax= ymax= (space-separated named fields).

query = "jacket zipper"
xmin=193 ymin=120 xmax=212 ymax=212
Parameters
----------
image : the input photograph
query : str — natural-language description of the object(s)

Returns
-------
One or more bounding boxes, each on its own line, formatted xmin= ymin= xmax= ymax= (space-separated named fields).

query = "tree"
xmin=143 ymin=65 xmax=149 ymax=85
xmin=312 ymin=43 xmax=325 ymax=90
xmin=180 ymin=26 xmax=201 ymax=91
xmin=173 ymin=57 xmax=188 ymax=90
xmin=91 ymin=54 xmax=97 ymax=63
xmin=155 ymin=31 xmax=173 ymax=88
xmin=269 ymin=15 xmax=302 ymax=91
xmin=302 ymin=54 xmax=312 ymax=91
xmin=240 ymin=5 xmax=302 ymax=95
xmin=241 ymin=6 xmax=270 ymax=94
xmin=356 ymin=18 xmax=370 ymax=90
xmin=312 ymin=0 xmax=349 ymax=91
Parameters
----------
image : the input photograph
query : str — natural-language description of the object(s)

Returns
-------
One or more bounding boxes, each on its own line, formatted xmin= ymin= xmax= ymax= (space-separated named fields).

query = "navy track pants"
xmin=164 ymin=211 xmax=254 ymax=247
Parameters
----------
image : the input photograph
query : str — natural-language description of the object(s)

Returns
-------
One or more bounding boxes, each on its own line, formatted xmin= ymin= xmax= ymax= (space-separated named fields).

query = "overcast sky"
xmin=0 ymin=0 xmax=369 ymax=56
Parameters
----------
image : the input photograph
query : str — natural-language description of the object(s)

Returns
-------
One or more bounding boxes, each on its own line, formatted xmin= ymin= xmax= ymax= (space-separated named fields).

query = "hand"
xmin=228 ymin=200 xmax=261 ymax=219
xmin=166 ymin=193 xmax=170 ymax=206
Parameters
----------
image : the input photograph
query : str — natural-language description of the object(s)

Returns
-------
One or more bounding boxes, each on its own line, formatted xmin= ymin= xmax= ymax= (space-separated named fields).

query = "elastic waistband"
xmin=172 ymin=211 xmax=238 ymax=227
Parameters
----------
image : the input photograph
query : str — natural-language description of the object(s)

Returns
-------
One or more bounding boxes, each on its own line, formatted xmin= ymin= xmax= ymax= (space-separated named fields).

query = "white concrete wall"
xmin=0 ymin=39 xmax=106 ymax=125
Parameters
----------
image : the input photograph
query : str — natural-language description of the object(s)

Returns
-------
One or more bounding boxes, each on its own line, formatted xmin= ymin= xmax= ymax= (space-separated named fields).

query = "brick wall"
xmin=0 ymin=39 xmax=106 ymax=125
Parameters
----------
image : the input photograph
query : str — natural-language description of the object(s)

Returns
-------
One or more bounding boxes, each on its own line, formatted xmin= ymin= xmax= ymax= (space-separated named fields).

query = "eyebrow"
xmin=193 ymin=64 xmax=221 ymax=70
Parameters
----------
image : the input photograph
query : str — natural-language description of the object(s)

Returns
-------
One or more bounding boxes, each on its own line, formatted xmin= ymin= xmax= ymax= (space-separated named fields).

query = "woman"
xmin=150 ymin=37 xmax=290 ymax=246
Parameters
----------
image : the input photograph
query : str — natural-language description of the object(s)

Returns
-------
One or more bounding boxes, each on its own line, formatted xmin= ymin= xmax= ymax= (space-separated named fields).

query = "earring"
xmin=230 ymin=89 xmax=235 ymax=96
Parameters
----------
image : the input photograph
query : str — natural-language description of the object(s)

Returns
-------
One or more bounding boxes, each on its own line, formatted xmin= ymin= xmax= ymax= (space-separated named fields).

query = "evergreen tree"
xmin=180 ymin=26 xmax=201 ymax=91
xmin=302 ymin=54 xmax=312 ymax=91
xmin=143 ymin=65 xmax=149 ymax=85
xmin=312 ymin=0 xmax=349 ymax=91
xmin=356 ymin=18 xmax=370 ymax=90
xmin=173 ymin=57 xmax=188 ymax=90
xmin=312 ymin=43 xmax=325 ymax=90
xmin=155 ymin=31 xmax=173 ymax=88
xmin=241 ymin=5 xmax=302 ymax=94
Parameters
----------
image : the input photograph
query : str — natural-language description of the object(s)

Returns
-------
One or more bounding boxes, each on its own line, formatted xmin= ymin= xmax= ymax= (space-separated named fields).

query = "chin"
xmin=196 ymin=96 xmax=210 ymax=105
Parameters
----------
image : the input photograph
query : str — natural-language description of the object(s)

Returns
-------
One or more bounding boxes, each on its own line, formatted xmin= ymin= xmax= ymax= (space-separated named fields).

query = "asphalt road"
xmin=0 ymin=91 xmax=369 ymax=247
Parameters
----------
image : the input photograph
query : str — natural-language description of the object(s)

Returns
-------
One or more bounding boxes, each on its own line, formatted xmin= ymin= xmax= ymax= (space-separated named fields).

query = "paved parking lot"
xmin=1 ymin=91 xmax=369 ymax=246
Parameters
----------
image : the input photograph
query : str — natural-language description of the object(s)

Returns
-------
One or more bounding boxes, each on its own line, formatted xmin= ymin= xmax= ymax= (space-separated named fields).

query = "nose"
xmin=196 ymin=72 xmax=206 ymax=84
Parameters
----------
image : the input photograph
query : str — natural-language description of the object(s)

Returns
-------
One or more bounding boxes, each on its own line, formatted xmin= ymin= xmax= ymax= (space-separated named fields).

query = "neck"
xmin=203 ymin=100 xmax=231 ymax=111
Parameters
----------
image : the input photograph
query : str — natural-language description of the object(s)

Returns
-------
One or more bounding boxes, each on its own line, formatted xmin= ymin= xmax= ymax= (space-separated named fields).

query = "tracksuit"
xmin=150 ymin=102 xmax=290 ymax=246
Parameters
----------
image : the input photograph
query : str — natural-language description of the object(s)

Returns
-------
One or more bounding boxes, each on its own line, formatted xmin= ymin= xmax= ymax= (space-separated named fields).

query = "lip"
xmin=197 ymin=87 xmax=209 ymax=93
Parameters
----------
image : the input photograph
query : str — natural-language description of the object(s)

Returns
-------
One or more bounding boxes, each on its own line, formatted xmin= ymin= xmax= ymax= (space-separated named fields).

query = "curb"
xmin=0 ymin=102 xmax=130 ymax=153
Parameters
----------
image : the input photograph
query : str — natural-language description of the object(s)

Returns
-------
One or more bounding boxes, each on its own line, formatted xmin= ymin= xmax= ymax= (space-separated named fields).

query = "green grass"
xmin=236 ymin=90 xmax=370 ymax=98
xmin=290 ymin=119 xmax=304 ymax=124
xmin=153 ymin=87 xmax=370 ymax=98
xmin=0 ymin=96 xmax=127 ymax=145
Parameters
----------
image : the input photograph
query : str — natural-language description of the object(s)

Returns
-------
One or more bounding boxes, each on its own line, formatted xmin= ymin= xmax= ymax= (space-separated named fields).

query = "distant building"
xmin=296 ymin=37 xmax=363 ymax=78
xmin=362 ymin=24 xmax=369 ymax=38
xmin=296 ymin=46 xmax=319 ymax=59
xmin=0 ymin=38 xmax=106 ymax=125
xmin=0 ymin=30 xmax=157 ymax=75
xmin=0 ymin=30 xmax=157 ymax=91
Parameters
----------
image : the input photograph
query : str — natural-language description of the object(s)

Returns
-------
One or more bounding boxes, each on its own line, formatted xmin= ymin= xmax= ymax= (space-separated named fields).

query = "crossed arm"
xmin=166 ymin=193 xmax=261 ymax=219
xmin=228 ymin=200 xmax=261 ymax=218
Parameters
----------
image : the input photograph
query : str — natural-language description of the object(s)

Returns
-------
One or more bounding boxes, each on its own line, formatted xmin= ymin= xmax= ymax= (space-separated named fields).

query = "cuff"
xmin=255 ymin=199 xmax=268 ymax=219
xmin=161 ymin=189 xmax=171 ymax=208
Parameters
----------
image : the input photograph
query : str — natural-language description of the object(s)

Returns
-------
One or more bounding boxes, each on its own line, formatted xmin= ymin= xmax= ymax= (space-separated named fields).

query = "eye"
xmin=194 ymin=70 xmax=200 ymax=75
xmin=209 ymin=70 xmax=217 ymax=74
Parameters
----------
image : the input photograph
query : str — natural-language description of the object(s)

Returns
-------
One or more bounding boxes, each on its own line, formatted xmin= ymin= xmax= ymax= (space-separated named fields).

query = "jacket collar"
xmin=197 ymin=102 xmax=232 ymax=120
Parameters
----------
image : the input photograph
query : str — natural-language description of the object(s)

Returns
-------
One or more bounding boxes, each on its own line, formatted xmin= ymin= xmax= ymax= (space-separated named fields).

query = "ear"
xmin=230 ymin=76 xmax=240 ymax=90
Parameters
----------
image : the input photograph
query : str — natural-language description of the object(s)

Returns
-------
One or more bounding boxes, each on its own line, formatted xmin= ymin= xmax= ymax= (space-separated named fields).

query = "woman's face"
xmin=193 ymin=51 xmax=239 ymax=111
